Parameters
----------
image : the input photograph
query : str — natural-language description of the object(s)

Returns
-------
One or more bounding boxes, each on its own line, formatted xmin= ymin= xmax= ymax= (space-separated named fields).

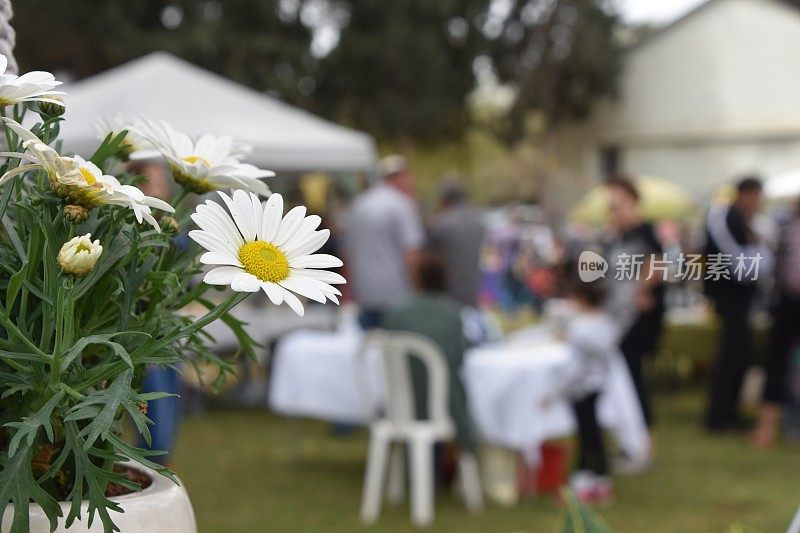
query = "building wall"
xmin=553 ymin=0 xmax=800 ymax=201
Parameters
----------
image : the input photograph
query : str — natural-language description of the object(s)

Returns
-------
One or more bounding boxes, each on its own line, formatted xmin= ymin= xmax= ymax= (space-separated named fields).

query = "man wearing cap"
xmin=342 ymin=155 xmax=425 ymax=329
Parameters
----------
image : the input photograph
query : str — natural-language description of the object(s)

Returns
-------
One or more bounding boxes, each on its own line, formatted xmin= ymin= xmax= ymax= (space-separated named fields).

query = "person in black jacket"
xmin=704 ymin=177 xmax=766 ymax=432
xmin=604 ymin=176 xmax=665 ymax=428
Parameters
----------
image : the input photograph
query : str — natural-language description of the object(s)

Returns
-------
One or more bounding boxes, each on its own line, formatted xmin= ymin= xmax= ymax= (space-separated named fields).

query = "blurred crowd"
xmin=332 ymin=155 xmax=800 ymax=502
xmin=133 ymin=151 xmax=800 ymax=503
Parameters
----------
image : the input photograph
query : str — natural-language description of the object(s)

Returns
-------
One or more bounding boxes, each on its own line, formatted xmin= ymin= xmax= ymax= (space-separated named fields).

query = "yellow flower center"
xmin=79 ymin=167 xmax=97 ymax=186
xmin=238 ymin=241 xmax=290 ymax=283
xmin=170 ymin=166 xmax=216 ymax=194
xmin=182 ymin=155 xmax=211 ymax=168
xmin=75 ymin=243 xmax=92 ymax=254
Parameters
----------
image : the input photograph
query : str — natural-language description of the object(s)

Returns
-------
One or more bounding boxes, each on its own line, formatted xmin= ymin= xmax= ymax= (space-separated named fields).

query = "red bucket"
xmin=518 ymin=441 xmax=569 ymax=497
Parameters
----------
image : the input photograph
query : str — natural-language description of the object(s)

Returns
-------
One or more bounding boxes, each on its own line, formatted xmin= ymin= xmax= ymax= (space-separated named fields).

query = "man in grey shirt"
xmin=342 ymin=155 xmax=425 ymax=328
xmin=430 ymin=181 xmax=486 ymax=308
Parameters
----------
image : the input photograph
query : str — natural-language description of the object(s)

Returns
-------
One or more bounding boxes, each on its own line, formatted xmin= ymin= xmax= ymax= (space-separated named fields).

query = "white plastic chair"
xmin=359 ymin=331 xmax=483 ymax=527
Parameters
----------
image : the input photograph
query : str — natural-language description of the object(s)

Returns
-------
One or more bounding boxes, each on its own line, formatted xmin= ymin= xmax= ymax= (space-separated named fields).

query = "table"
xmin=268 ymin=321 xmax=650 ymax=465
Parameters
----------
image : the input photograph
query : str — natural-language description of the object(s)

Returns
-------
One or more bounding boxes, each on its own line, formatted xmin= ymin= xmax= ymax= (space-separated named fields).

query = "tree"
xmin=487 ymin=0 xmax=622 ymax=139
xmin=313 ymin=0 xmax=486 ymax=143
xmin=12 ymin=0 xmax=313 ymax=103
xmin=11 ymin=0 xmax=622 ymax=145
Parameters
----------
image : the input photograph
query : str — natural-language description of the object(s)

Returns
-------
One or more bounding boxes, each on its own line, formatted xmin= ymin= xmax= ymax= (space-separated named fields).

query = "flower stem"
xmin=172 ymin=189 xmax=189 ymax=210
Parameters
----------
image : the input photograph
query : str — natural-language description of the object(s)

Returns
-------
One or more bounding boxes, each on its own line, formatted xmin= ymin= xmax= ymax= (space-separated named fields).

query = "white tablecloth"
xmin=268 ymin=323 xmax=650 ymax=464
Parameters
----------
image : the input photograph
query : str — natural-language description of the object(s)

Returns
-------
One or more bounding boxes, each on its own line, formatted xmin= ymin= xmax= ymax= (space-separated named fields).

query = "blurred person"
xmin=495 ymin=206 xmax=533 ymax=313
xmin=429 ymin=180 xmax=485 ymax=308
xmin=752 ymin=196 xmax=800 ymax=446
xmin=384 ymin=250 xmax=478 ymax=480
xmin=703 ymin=177 xmax=769 ymax=432
xmin=604 ymin=175 xmax=665 ymax=427
xmin=560 ymin=274 xmax=616 ymax=504
xmin=342 ymin=155 xmax=424 ymax=329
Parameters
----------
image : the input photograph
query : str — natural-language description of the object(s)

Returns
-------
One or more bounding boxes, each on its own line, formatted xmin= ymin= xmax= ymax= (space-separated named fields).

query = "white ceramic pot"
xmin=2 ymin=463 xmax=196 ymax=533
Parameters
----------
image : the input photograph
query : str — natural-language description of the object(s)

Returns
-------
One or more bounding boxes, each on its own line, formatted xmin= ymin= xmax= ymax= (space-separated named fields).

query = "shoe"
xmin=592 ymin=476 xmax=615 ymax=507
xmin=568 ymin=471 xmax=597 ymax=504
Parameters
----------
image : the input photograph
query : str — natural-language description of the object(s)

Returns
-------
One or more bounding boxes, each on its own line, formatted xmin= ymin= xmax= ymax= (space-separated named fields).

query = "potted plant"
xmin=0 ymin=56 xmax=345 ymax=532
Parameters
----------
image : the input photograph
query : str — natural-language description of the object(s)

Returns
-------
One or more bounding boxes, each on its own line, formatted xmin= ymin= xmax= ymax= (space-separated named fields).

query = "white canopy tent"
xmin=58 ymin=52 xmax=377 ymax=173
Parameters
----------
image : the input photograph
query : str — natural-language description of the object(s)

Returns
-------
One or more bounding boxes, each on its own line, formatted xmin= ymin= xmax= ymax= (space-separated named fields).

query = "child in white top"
xmin=562 ymin=276 xmax=618 ymax=504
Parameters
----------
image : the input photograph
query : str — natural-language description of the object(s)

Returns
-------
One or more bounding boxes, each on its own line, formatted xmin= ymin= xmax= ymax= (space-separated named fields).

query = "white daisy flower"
xmin=0 ymin=54 xmax=65 ymax=108
xmin=0 ymin=119 xmax=174 ymax=231
xmin=189 ymin=190 xmax=345 ymax=316
xmin=95 ymin=116 xmax=153 ymax=158
xmin=129 ymin=117 xmax=274 ymax=196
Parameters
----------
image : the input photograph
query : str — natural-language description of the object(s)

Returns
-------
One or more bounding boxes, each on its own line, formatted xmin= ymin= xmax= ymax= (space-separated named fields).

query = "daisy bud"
xmin=160 ymin=216 xmax=180 ymax=235
xmin=37 ymin=96 xmax=65 ymax=118
xmin=63 ymin=204 xmax=89 ymax=224
xmin=57 ymin=234 xmax=102 ymax=277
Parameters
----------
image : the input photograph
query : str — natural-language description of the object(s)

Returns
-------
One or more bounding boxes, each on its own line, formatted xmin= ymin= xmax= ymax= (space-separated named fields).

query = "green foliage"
xmin=315 ymin=0 xmax=487 ymax=142
xmin=0 ymin=104 xmax=257 ymax=532
xmin=557 ymin=489 xmax=612 ymax=532
xmin=488 ymin=0 xmax=623 ymax=140
xmin=12 ymin=1 xmax=623 ymax=145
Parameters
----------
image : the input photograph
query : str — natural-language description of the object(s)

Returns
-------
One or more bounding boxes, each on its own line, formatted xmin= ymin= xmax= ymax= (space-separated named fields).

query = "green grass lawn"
xmin=172 ymin=390 xmax=800 ymax=533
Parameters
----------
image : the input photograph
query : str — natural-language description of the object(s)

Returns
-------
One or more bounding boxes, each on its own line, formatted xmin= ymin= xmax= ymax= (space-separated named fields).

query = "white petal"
xmin=139 ymin=209 xmax=161 ymax=232
xmin=260 ymin=193 xmax=283 ymax=242
xmin=188 ymin=230 xmax=239 ymax=257
xmin=292 ymin=269 xmax=347 ymax=285
xmin=192 ymin=208 xmax=242 ymax=248
xmin=325 ymin=293 xmax=340 ymax=304
xmin=261 ymin=282 xmax=284 ymax=306
xmin=200 ymin=251 xmax=242 ymax=267
xmin=218 ymin=191 xmax=254 ymax=242
xmin=283 ymin=215 xmax=321 ymax=249
xmin=287 ymin=273 xmax=342 ymax=297
xmin=249 ymin=191 xmax=263 ymax=237
xmin=274 ymin=206 xmax=307 ymax=247
xmin=230 ymin=272 xmax=261 ymax=292
xmin=203 ymin=266 xmax=243 ymax=286
xmin=280 ymin=288 xmax=305 ymax=316
xmin=0 ymin=163 xmax=42 ymax=185
xmin=285 ymin=229 xmax=330 ymax=260
xmin=281 ymin=272 xmax=342 ymax=303
xmin=289 ymin=254 xmax=343 ymax=269
xmin=279 ymin=277 xmax=326 ymax=303
xmin=198 ymin=201 xmax=243 ymax=244
xmin=232 ymin=189 xmax=258 ymax=241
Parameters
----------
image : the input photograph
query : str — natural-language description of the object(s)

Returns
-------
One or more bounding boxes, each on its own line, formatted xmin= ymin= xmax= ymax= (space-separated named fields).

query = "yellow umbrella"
xmin=570 ymin=175 xmax=696 ymax=224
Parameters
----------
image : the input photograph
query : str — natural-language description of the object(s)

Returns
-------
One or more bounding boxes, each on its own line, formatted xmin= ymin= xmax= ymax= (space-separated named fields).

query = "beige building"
xmin=554 ymin=0 xmax=800 ymax=200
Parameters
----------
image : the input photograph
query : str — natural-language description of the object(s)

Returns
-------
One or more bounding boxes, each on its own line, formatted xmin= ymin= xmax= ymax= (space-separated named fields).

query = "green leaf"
xmin=60 ymin=332 xmax=142 ymax=372
xmin=0 ymin=445 xmax=63 ymax=533
xmin=1 ymin=215 xmax=26 ymax=260
xmin=65 ymin=368 xmax=164 ymax=449
xmin=62 ymin=421 xmax=123 ymax=532
xmin=6 ymin=260 xmax=28 ymax=310
xmin=0 ymin=178 xmax=13 ymax=220
xmin=4 ymin=390 xmax=65 ymax=457
xmin=106 ymin=433 xmax=176 ymax=483
xmin=89 ymin=131 xmax=129 ymax=169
